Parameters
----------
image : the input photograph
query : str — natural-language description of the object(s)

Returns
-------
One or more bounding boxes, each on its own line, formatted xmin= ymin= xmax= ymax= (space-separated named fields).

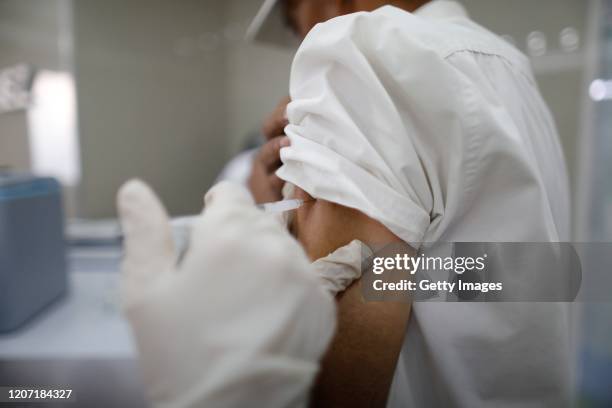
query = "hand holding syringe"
xmin=170 ymin=198 xmax=310 ymax=259
xmin=171 ymin=198 xmax=307 ymax=228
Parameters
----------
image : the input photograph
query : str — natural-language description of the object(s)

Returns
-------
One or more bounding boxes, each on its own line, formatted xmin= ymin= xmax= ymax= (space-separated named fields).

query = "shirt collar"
xmin=414 ymin=0 xmax=469 ymax=20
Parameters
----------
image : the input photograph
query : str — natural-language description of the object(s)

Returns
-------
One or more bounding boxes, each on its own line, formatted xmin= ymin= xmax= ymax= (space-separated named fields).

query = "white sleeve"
xmin=277 ymin=7 xmax=479 ymax=246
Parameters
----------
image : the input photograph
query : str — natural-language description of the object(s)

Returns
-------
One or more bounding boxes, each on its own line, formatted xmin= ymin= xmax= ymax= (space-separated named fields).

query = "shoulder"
xmin=299 ymin=5 xmax=529 ymax=74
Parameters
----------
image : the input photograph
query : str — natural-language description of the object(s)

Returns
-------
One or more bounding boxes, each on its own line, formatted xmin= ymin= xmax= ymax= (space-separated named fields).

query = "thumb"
xmin=117 ymin=179 xmax=176 ymax=288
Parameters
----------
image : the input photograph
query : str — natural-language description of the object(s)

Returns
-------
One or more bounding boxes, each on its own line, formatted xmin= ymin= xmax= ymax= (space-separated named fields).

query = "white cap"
xmin=246 ymin=0 xmax=299 ymax=48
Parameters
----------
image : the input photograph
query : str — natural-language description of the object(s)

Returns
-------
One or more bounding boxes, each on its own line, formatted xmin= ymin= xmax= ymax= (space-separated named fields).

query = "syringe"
xmin=257 ymin=198 xmax=306 ymax=213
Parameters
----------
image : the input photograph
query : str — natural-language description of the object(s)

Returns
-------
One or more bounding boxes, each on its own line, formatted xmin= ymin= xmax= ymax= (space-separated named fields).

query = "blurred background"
xmin=0 ymin=0 xmax=610 ymax=406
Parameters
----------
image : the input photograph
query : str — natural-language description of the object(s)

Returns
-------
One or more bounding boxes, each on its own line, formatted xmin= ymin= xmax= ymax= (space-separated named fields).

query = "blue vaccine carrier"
xmin=0 ymin=174 xmax=67 ymax=332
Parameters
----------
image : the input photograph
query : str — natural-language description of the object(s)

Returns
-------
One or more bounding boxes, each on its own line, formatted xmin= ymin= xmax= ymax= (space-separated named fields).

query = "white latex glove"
xmin=117 ymin=180 xmax=336 ymax=408
xmin=310 ymin=240 xmax=373 ymax=296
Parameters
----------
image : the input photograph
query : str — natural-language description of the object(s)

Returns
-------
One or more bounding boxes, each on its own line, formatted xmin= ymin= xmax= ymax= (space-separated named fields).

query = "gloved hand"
xmin=310 ymin=240 xmax=373 ymax=296
xmin=280 ymin=183 xmax=372 ymax=296
xmin=117 ymin=180 xmax=336 ymax=408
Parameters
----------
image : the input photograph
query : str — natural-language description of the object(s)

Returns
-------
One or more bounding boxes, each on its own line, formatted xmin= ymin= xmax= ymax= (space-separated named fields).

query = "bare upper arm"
xmin=290 ymin=186 xmax=413 ymax=406
xmin=310 ymin=279 xmax=411 ymax=408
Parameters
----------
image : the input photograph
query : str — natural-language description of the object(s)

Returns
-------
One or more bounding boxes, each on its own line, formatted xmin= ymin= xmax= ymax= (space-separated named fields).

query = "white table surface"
xmin=0 ymin=247 xmax=137 ymax=359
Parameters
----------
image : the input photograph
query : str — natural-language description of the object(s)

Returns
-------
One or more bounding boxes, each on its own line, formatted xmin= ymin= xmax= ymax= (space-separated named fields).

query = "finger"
xmin=258 ymin=137 xmax=283 ymax=169
xmin=262 ymin=117 xmax=289 ymax=140
xmin=259 ymin=136 xmax=290 ymax=170
xmin=117 ymin=179 xmax=176 ymax=283
xmin=268 ymin=174 xmax=285 ymax=193
xmin=204 ymin=181 xmax=254 ymax=209
xmin=262 ymin=97 xmax=291 ymax=139
xmin=279 ymin=135 xmax=291 ymax=147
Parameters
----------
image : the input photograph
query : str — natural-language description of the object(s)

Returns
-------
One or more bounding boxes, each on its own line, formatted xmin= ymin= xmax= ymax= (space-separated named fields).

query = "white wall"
xmin=74 ymin=0 xmax=229 ymax=217
xmin=73 ymin=0 xmax=294 ymax=217
xmin=0 ymin=0 xmax=79 ymax=214
xmin=0 ymin=0 xmax=67 ymax=172
xmin=224 ymin=0 xmax=294 ymax=153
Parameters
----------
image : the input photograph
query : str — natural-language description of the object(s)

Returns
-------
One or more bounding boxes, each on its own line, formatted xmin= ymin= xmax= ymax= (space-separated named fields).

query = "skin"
xmin=248 ymin=136 xmax=289 ymax=203
xmin=261 ymin=96 xmax=291 ymax=142
xmin=312 ymin=281 xmax=412 ymax=407
xmin=284 ymin=0 xmax=344 ymax=39
xmin=291 ymin=187 xmax=402 ymax=259
xmin=253 ymin=1 xmax=429 ymax=405
xmin=292 ymin=187 xmax=415 ymax=407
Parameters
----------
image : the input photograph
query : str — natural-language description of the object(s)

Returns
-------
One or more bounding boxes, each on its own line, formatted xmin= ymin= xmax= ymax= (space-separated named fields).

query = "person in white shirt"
xmin=122 ymin=1 xmax=574 ymax=407
xmin=253 ymin=0 xmax=573 ymax=406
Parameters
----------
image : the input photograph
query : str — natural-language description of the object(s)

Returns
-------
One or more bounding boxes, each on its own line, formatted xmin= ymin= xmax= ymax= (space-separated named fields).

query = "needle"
xmin=257 ymin=198 xmax=307 ymax=213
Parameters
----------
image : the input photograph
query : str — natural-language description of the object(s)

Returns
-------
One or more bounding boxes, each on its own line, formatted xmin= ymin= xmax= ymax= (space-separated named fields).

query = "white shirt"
xmin=391 ymin=3 xmax=573 ymax=407
xmin=278 ymin=0 xmax=573 ymax=406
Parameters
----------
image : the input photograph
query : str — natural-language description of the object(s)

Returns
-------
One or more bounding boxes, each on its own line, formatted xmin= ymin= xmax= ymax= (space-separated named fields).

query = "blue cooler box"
xmin=0 ymin=174 xmax=68 ymax=332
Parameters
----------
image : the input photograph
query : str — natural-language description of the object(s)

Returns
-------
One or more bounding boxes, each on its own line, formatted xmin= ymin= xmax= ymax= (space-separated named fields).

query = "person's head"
xmin=283 ymin=0 xmax=431 ymax=39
